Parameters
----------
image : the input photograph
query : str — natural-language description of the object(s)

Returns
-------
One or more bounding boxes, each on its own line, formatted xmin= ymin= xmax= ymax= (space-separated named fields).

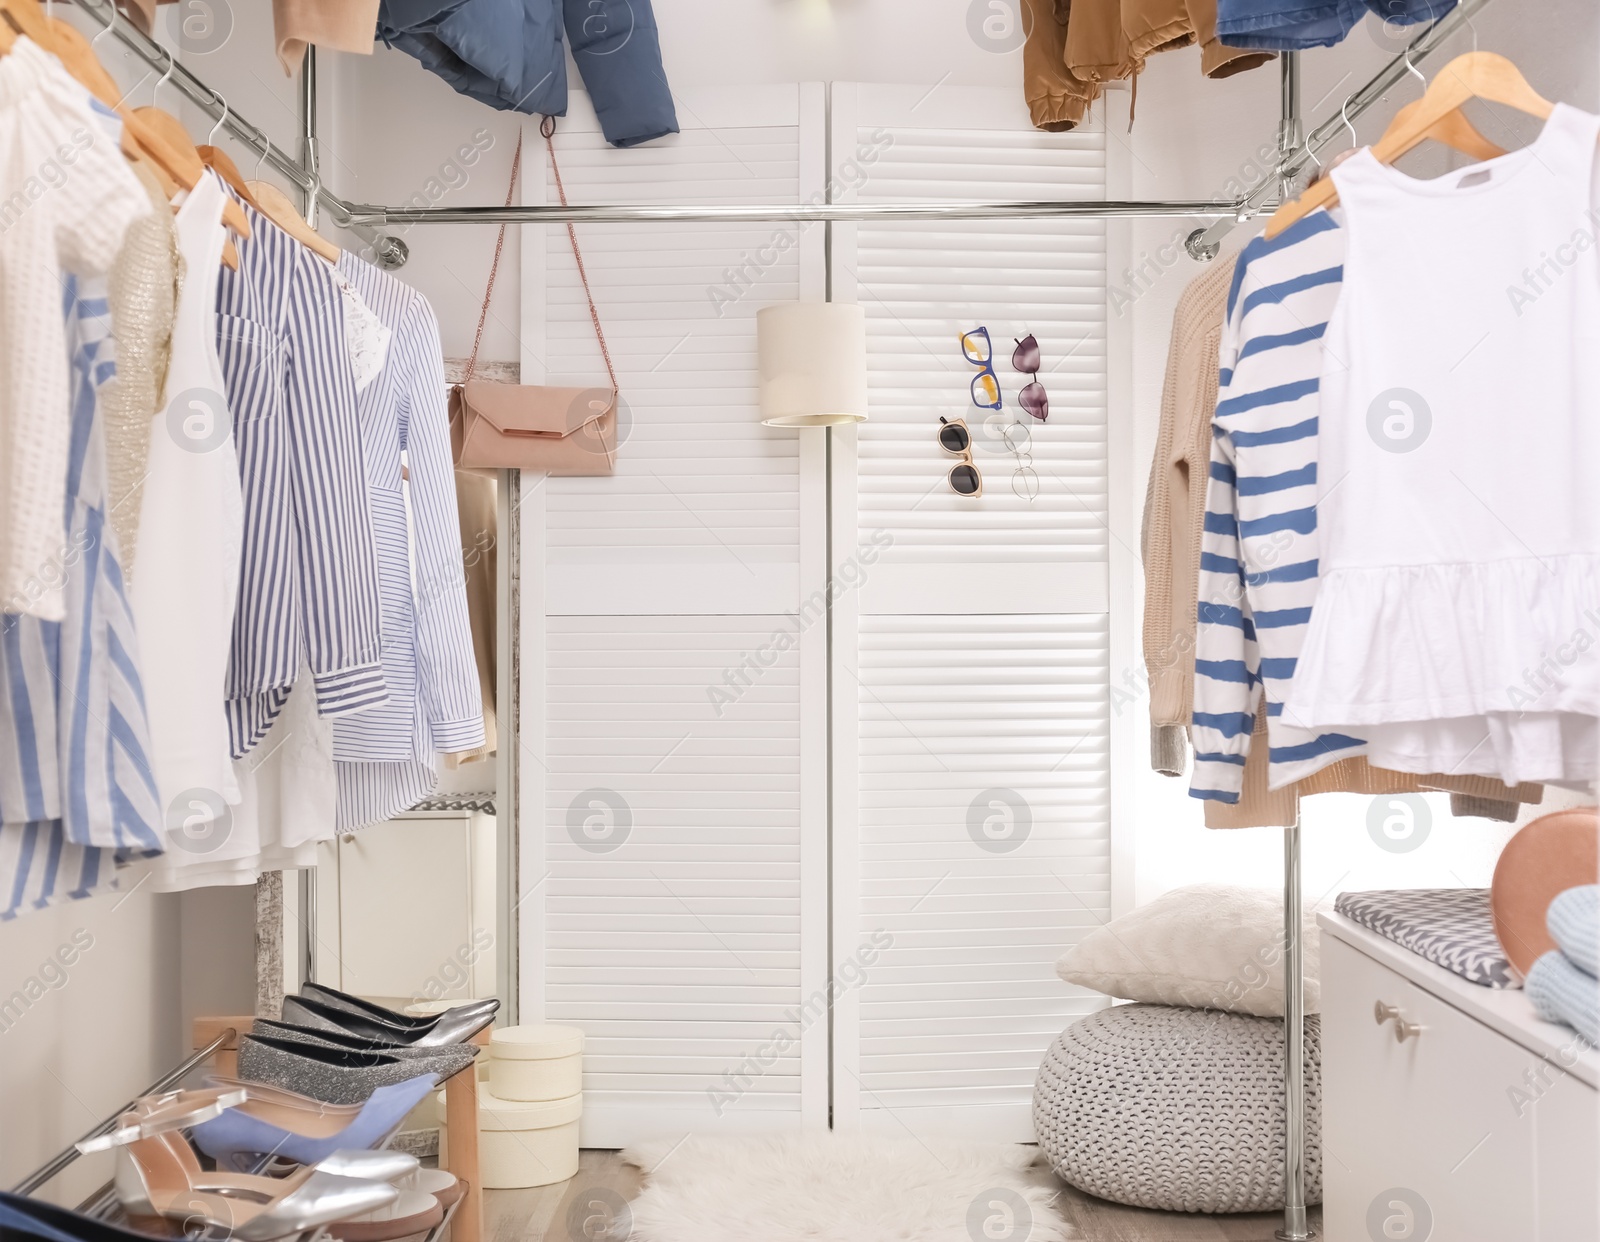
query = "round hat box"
xmin=488 ymin=1024 xmax=584 ymax=1102
xmin=437 ymin=1083 xmax=582 ymax=1189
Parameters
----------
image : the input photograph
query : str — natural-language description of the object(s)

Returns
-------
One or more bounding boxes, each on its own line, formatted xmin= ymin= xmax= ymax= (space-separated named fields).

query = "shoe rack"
xmin=193 ymin=1017 xmax=489 ymax=1242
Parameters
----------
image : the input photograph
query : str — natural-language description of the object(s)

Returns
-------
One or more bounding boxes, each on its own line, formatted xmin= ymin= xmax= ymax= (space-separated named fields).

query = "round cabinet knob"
xmin=1374 ymin=1001 xmax=1401 ymax=1026
xmin=1394 ymin=1019 xmax=1424 ymax=1043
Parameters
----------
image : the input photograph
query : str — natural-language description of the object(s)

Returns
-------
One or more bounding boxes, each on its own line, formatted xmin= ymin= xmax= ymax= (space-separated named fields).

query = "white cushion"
xmin=1055 ymin=884 xmax=1320 ymax=1016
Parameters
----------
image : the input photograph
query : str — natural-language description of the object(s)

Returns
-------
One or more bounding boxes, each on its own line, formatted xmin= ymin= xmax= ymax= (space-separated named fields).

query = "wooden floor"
xmin=479 ymin=1149 xmax=1323 ymax=1242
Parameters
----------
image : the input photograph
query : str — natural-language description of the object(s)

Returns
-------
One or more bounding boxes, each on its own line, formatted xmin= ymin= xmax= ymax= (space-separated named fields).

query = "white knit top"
xmin=0 ymin=38 xmax=152 ymax=620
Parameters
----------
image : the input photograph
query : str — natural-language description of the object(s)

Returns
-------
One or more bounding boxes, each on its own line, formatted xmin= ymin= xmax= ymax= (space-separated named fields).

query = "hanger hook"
xmin=1301 ymin=135 xmax=1322 ymax=171
xmin=1340 ymin=94 xmax=1358 ymax=147
xmin=152 ymin=49 xmax=178 ymax=109
xmin=253 ymin=137 xmax=271 ymax=181
xmin=207 ymin=91 xmax=229 ymax=145
xmin=1403 ymin=42 xmax=1426 ymax=90
xmin=91 ymin=0 xmax=116 ymax=49
xmin=1459 ymin=1 xmax=1480 ymax=52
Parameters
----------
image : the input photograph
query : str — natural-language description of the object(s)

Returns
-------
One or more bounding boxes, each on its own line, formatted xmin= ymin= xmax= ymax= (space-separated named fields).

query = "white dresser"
xmin=312 ymin=807 xmax=498 ymax=1007
xmin=1319 ymin=910 xmax=1599 ymax=1242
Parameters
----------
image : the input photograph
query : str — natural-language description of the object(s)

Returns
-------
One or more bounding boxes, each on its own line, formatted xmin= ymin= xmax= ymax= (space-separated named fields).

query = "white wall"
xmin=0 ymin=894 xmax=175 ymax=1203
xmin=0 ymin=884 xmax=256 ymax=1206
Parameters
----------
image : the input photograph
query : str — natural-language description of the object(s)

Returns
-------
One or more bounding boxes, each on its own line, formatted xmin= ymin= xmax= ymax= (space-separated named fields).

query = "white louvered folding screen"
xmin=829 ymin=84 xmax=1115 ymax=1141
xmin=518 ymin=83 xmax=1123 ymax=1147
xmin=517 ymin=88 xmax=829 ymax=1145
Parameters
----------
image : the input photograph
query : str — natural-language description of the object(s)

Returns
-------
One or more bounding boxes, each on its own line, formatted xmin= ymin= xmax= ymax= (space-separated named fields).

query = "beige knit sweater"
xmin=1141 ymin=260 xmax=1542 ymax=828
xmin=117 ymin=0 xmax=379 ymax=73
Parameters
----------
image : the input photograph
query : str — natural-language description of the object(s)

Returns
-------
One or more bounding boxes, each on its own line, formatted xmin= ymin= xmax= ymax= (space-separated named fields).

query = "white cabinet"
xmin=314 ymin=810 xmax=497 ymax=1008
xmin=1320 ymin=912 xmax=1598 ymax=1242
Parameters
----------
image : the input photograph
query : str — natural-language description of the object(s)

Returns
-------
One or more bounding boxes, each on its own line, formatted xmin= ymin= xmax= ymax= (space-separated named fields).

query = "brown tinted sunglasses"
xmin=938 ymin=417 xmax=982 ymax=497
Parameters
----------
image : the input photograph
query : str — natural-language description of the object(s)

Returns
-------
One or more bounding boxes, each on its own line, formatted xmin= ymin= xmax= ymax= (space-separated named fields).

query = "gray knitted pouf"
xmin=1033 ymin=1003 xmax=1322 ymax=1213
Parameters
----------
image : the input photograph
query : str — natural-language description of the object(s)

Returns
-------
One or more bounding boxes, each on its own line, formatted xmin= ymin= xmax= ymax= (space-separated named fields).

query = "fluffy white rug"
xmin=620 ymin=1132 xmax=1073 ymax=1242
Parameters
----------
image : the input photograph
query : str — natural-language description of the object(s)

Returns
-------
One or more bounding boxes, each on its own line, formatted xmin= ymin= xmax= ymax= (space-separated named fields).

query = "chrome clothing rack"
xmin=67 ymin=0 xmax=1484 ymax=268
xmin=10 ymin=1027 xmax=236 ymax=1200
xmin=53 ymin=1 xmax=1499 ymax=1236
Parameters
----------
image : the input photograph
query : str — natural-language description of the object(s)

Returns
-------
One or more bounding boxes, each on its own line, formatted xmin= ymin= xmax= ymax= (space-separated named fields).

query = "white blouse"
xmin=133 ymin=172 xmax=246 ymax=866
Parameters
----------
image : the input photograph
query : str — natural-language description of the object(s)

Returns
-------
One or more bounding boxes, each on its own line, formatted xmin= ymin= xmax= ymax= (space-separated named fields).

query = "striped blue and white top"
xmin=216 ymin=190 xmax=389 ymax=757
xmin=1190 ymin=210 xmax=1367 ymax=804
xmin=1 ymin=275 xmax=164 ymax=917
xmin=332 ymin=252 xmax=485 ymax=831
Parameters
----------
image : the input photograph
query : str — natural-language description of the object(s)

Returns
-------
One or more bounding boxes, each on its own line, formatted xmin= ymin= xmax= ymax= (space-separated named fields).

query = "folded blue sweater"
xmin=1547 ymin=884 xmax=1598 ymax=977
xmin=1527 ymin=950 xmax=1598 ymax=1045
xmin=1526 ymin=885 xmax=1599 ymax=1045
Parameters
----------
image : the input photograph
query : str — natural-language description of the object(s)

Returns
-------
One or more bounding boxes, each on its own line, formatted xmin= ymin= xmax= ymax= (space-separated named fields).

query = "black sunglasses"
xmin=1012 ymin=334 xmax=1049 ymax=422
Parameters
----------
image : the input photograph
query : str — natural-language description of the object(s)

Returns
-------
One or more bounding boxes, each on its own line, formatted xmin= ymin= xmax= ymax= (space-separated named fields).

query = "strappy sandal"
xmin=82 ymin=1105 xmax=399 ymax=1242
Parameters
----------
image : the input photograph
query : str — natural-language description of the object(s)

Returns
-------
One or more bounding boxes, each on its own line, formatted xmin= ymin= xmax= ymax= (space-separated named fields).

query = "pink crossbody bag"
xmin=449 ymin=124 xmax=619 ymax=475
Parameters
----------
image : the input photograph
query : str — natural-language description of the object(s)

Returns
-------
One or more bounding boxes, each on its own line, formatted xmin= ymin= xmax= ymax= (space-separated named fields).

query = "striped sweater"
xmin=1190 ymin=209 xmax=1365 ymax=803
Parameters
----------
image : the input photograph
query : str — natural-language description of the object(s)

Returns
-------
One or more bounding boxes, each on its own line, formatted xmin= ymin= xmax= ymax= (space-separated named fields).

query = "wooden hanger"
xmin=245 ymin=179 xmax=342 ymax=263
xmin=0 ymin=2 xmax=253 ymax=252
xmin=198 ymin=145 xmax=261 ymax=210
xmin=121 ymin=103 xmax=251 ymax=246
xmin=1 ymin=4 xmax=185 ymax=190
xmin=132 ymin=107 xmax=243 ymax=270
xmin=1266 ymin=51 xmax=1549 ymax=239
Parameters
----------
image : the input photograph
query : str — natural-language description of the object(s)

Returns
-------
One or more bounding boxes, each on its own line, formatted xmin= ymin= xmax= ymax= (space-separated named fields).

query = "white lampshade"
xmin=757 ymin=302 xmax=868 ymax=427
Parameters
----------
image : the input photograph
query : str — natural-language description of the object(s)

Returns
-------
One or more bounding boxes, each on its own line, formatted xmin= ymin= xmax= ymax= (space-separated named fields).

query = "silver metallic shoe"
xmin=311 ymin=1150 xmax=419 ymax=1184
xmin=301 ymin=982 xmax=499 ymax=1023
xmin=281 ymin=994 xmax=495 ymax=1048
xmin=251 ymin=1018 xmax=460 ymax=1060
xmin=98 ymin=1117 xmax=398 ymax=1241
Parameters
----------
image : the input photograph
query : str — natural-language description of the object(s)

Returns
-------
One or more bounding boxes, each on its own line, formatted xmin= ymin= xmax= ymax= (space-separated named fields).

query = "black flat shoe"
xmin=251 ymin=1018 xmax=455 ymax=1059
xmin=301 ymin=982 xmax=499 ymax=1027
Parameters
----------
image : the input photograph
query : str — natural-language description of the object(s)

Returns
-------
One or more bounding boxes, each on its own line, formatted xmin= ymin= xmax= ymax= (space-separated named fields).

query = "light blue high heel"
xmin=190 ymin=1074 xmax=440 ymax=1173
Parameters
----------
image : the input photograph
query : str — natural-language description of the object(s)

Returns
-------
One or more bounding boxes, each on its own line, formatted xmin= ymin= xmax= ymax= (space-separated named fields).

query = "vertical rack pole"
xmin=295 ymin=43 xmax=321 ymax=996
xmin=300 ymin=45 xmax=321 ymax=229
xmin=1275 ymin=51 xmax=1312 ymax=1242
xmin=1278 ymin=819 xmax=1310 ymax=1240
xmin=1277 ymin=50 xmax=1302 ymax=199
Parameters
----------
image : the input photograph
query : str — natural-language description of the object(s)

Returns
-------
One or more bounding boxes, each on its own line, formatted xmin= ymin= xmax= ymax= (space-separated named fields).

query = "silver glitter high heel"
xmin=236 ymin=1033 xmax=477 ymax=1106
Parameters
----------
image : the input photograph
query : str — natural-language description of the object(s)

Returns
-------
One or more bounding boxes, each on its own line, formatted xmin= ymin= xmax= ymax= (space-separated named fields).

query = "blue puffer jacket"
xmin=378 ymin=0 xmax=678 ymax=148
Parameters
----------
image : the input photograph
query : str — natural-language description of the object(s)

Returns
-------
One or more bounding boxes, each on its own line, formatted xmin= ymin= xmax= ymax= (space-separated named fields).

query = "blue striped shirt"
xmin=216 ymin=191 xmax=389 ymax=757
xmin=1190 ymin=210 xmax=1368 ymax=802
xmin=331 ymin=253 xmax=485 ymax=831
xmin=1 ymin=275 xmax=163 ymax=915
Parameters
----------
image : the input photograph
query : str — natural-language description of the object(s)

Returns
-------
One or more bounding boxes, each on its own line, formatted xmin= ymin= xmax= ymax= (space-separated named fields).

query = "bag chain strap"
xmin=463 ymin=119 xmax=617 ymax=394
